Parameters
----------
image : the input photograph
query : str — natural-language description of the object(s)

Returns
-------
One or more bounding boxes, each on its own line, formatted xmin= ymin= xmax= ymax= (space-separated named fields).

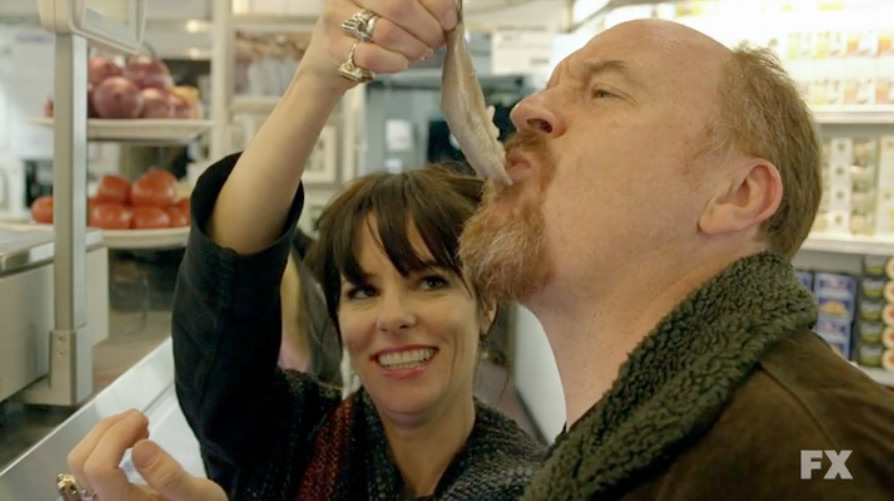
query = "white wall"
xmin=512 ymin=304 xmax=565 ymax=442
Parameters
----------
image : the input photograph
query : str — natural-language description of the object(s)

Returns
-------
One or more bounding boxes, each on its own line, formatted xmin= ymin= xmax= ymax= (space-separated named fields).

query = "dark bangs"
xmin=306 ymin=165 xmax=483 ymax=324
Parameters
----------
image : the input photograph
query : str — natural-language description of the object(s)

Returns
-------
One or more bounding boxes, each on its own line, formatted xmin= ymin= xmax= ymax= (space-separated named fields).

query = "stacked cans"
xmin=856 ymin=256 xmax=894 ymax=371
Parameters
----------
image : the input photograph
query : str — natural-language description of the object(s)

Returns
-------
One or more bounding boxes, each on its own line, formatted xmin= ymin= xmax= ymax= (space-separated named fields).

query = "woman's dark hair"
xmin=305 ymin=165 xmax=484 ymax=327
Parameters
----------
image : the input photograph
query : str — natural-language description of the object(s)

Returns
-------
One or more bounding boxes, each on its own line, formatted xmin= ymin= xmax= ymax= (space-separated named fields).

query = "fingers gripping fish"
xmin=440 ymin=0 xmax=513 ymax=186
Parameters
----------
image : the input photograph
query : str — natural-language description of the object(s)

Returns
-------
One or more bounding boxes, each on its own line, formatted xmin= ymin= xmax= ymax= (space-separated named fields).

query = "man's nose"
xmin=375 ymin=291 xmax=416 ymax=333
xmin=510 ymin=93 xmax=565 ymax=137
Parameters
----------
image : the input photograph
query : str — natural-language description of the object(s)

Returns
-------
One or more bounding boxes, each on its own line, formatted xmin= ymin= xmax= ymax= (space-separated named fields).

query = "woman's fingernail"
xmin=132 ymin=440 xmax=159 ymax=469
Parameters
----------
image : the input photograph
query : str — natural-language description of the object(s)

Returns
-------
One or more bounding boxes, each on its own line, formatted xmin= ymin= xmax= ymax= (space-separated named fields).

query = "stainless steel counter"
xmin=0 ymin=249 xmax=198 ymax=500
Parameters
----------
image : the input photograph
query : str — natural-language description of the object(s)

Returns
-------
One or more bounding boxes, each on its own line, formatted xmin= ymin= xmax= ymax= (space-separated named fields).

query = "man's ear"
xmin=479 ymin=299 xmax=498 ymax=337
xmin=698 ymin=159 xmax=782 ymax=236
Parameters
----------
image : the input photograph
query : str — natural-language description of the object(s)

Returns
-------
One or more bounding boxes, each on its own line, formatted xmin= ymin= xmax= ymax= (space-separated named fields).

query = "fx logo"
xmin=800 ymin=450 xmax=853 ymax=480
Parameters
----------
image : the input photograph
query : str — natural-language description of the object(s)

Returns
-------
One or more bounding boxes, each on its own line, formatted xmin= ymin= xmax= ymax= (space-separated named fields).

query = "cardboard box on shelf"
xmin=825 ymin=185 xmax=851 ymax=212
xmin=829 ymin=138 xmax=854 ymax=166
xmin=795 ymin=270 xmax=813 ymax=290
xmin=814 ymin=317 xmax=852 ymax=359
xmin=824 ymin=210 xmax=851 ymax=234
xmin=850 ymin=211 xmax=875 ymax=236
xmin=878 ymin=136 xmax=894 ymax=189
xmin=874 ymin=192 xmax=894 ymax=236
xmin=814 ymin=272 xmax=857 ymax=319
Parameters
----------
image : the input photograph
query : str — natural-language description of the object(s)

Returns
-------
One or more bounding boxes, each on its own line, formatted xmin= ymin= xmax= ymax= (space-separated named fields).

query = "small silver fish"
xmin=441 ymin=0 xmax=512 ymax=185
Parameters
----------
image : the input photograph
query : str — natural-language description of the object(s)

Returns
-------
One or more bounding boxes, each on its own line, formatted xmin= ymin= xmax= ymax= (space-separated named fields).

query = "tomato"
xmin=130 ymin=169 xmax=176 ymax=208
xmin=96 ymin=175 xmax=131 ymax=204
xmin=89 ymin=203 xmax=132 ymax=230
xmin=31 ymin=195 xmax=53 ymax=223
xmin=165 ymin=207 xmax=189 ymax=227
xmin=87 ymin=197 xmax=99 ymax=213
xmin=132 ymin=206 xmax=170 ymax=229
xmin=175 ymin=197 xmax=190 ymax=221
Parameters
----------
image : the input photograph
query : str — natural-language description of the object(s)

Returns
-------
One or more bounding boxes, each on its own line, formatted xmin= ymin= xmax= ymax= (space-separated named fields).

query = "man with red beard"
xmin=461 ymin=18 xmax=894 ymax=501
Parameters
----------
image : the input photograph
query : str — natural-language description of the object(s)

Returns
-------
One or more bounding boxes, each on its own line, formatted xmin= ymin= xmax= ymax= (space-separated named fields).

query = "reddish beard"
xmin=459 ymin=132 xmax=554 ymax=300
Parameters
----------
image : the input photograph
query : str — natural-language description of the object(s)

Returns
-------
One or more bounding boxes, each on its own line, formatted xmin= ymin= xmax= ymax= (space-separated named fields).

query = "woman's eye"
xmin=345 ymin=285 xmax=376 ymax=300
xmin=420 ymin=275 xmax=449 ymax=290
xmin=592 ymin=88 xmax=615 ymax=99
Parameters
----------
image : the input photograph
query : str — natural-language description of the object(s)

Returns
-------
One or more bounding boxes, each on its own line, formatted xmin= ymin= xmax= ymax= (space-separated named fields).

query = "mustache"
xmin=504 ymin=130 xmax=548 ymax=161
xmin=495 ymin=131 xmax=554 ymax=195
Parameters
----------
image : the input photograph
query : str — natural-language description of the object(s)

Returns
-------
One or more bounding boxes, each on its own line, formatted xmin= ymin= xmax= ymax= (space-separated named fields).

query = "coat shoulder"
xmin=625 ymin=330 xmax=894 ymax=501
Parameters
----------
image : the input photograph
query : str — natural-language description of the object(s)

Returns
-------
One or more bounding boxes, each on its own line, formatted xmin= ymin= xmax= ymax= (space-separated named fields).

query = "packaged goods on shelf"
xmin=812 ymin=135 xmax=894 ymax=238
xmin=795 ymin=261 xmax=894 ymax=373
xmin=874 ymin=137 xmax=894 ymax=236
xmin=812 ymin=272 xmax=857 ymax=359
xmin=855 ymin=256 xmax=894 ymax=371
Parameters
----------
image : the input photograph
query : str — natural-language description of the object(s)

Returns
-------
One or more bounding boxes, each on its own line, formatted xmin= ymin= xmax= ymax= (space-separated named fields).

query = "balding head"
xmin=464 ymin=18 xmax=817 ymax=308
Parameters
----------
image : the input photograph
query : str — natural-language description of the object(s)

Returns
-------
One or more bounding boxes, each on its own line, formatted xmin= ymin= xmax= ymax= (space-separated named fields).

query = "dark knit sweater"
xmin=171 ymin=153 xmax=544 ymax=501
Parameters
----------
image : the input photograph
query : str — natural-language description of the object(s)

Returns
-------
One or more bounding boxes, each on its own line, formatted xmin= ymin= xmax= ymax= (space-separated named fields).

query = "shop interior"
xmin=0 ymin=0 xmax=892 ymax=498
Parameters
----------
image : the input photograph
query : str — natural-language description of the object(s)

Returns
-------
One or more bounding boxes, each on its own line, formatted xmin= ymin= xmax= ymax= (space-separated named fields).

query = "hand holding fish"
xmin=299 ymin=0 xmax=457 ymax=90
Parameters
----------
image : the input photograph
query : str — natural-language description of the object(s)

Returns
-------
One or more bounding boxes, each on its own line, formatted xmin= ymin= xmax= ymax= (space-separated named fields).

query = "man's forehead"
xmin=548 ymin=24 xmax=728 ymax=91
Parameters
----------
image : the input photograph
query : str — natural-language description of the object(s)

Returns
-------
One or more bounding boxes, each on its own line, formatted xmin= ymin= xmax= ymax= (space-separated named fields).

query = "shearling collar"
xmin=521 ymin=252 xmax=818 ymax=500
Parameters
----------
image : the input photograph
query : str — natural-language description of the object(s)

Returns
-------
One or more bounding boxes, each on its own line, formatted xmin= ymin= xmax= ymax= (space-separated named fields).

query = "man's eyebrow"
xmin=583 ymin=59 xmax=640 ymax=87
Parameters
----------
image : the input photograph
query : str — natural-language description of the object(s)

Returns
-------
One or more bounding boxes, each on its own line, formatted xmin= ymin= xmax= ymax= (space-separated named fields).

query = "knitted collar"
xmin=521 ymin=252 xmax=818 ymax=500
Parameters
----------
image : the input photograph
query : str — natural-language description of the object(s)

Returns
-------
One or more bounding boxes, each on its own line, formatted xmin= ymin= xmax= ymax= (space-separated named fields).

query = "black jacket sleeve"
xmin=171 ymin=153 xmax=341 ymax=497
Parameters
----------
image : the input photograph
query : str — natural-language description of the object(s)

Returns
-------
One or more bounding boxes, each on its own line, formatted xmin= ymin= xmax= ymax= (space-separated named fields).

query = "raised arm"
xmin=208 ymin=0 xmax=455 ymax=255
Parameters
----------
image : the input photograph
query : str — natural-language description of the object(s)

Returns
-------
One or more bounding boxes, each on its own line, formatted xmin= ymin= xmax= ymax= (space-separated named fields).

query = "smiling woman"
xmin=167 ymin=160 xmax=542 ymax=501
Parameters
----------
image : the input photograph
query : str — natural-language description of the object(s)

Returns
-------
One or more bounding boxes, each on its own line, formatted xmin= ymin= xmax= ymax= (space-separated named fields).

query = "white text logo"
xmin=800 ymin=450 xmax=853 ymax=479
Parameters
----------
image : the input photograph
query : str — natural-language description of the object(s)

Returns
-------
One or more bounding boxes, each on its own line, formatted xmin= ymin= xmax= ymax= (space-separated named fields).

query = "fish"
xmin=440 ymin=0 xmax=513 ymax=186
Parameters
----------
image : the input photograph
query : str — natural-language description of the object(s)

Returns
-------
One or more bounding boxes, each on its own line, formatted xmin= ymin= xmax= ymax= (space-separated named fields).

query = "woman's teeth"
xmin=377 ymin=348 xmax=436 ymax=369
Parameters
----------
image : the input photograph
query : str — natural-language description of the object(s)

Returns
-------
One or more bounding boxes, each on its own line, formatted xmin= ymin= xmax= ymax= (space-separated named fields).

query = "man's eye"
xmin=592 ymin=88 xmax=615 ymax=99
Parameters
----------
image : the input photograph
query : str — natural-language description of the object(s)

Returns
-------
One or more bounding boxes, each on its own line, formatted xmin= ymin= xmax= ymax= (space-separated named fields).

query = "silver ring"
xmin=57 ymin=473 xmax=97 ymax=501
xmin=340 ymin=9 xmax=380 ymax=43
xmin=337 ymin=42 xmax=375 ymax=83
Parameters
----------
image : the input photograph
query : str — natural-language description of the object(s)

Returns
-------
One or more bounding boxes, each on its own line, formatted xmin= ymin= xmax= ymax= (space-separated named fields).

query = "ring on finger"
xmin=340 ymin=9 xmax=380 ymax=43
xmin=57 ymin=473 xmax=97 ymax=501
xmin=337 ymin=42 xmax=375 ymax=83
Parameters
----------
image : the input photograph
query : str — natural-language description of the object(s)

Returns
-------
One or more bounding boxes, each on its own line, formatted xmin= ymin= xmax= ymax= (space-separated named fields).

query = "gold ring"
xmin=57 ymin=473 xmax=97 ymax=500
xmin=340 ymin=9 xmax=380 ymax=43
xmin=337 ymin=42 xmax=374 ymax=83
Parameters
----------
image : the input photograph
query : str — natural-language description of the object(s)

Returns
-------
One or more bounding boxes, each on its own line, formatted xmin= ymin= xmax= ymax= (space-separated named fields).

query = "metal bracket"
xmin=21 ymin=326 xmax=93 ymax=405
xmin=20 ymin=33 xmax=92 ymax=407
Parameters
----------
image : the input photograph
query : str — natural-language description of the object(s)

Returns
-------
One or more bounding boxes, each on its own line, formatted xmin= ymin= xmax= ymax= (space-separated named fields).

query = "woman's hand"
xmin=67 ymin=409 xmax=227 ymax=501
xmin=209 ymin=0 xmax=460 ymax=253
xmin=298 ymin=0 xmax=459 ymax=90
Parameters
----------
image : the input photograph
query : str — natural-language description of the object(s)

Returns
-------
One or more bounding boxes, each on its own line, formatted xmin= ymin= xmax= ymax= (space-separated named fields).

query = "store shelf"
xmin=102 ymin=227 xmax=189 ymax=250
xmin=800 ymin=233 xmax=894 ymax=256
xmin=811 ymin=106 xmax=894 ymax=125
xmin=232 ymin=14 xmax=317 ymax=32
xmin=231 ymin=96 xmax=280 ymax=114
xmin=2 ymin=221 xmax=190 ymax=250
xmin=30 ymin=118 xmax=213 ymax=145
xmin=861 ymin=367 xmax=894 ymax=388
